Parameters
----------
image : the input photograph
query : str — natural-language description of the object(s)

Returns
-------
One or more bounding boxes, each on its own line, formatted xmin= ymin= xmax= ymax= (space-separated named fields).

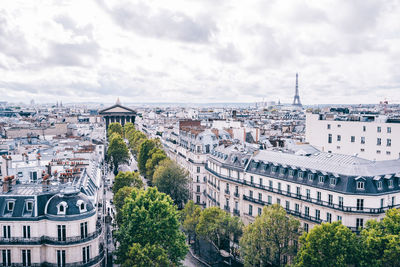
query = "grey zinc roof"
xmin=252 ymin=150 xmax=400 ymax=177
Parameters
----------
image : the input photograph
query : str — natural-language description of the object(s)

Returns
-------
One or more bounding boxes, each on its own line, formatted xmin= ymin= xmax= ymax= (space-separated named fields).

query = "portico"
xmin=99 ymin=98 xmax=136 ymax=128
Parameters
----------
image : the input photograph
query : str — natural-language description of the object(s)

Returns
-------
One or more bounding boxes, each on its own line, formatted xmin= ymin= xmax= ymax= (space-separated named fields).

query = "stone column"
xmin=121 ymin=116 xmax=126 ymax=126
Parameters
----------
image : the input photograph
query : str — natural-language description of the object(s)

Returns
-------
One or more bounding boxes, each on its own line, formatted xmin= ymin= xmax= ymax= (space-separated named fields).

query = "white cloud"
xmin=0 ymin=0 xmax=399 ymax=104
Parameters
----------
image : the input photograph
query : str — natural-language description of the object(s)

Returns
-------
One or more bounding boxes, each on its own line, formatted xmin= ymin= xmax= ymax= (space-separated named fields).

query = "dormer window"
xmin=289 ymin=170 xmax=294 ymax=177
xmin=308 ymin=173 xmax=314 ymax=181
xmin=388 ymin=180 xmax=394 ymax=188
xmin=329 ymin=177 xmax=337 ymax=186
xmin=357 ymin=181 xmax=365 ymax=190
xmin=57 ymin=202 xmax=68 ymax=215
xmin=271 ymin=167 xmax=277 ymax=174
xmin=7 ymin=201 xmax=15 ymax=212
xmin=26 ymin=201 xmax=33 ymax=212
xmin=318 ymin=175 xmax=325 ymax=183
xmin=377 ymin=181 xmax=383 ymax=190
xmin=279 ymin=168 xmax=285 ymax=176
xmin=298 ymin=172 xmax=303 ymax=179
xmin=77 ymin=200 xmax=87 ymax=213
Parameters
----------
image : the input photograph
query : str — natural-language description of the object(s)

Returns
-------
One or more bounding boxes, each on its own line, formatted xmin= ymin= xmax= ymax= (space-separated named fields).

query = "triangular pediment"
xmin=99 ymin=104 xmax=136 ymax=114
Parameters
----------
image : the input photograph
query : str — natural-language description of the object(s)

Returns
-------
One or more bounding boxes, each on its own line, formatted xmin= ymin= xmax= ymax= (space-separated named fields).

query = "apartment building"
xmin=206 ymin=145 xmax=400 ymax=234
xmin=306 ymin=112 xmax=400 ymax=161
xmin=0 ymin=182 xmax=103 ymax=266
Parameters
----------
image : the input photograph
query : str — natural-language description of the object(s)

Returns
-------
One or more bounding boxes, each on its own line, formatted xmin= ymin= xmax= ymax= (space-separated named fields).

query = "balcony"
xmin=0 ymin=226 xmax=102 ymax=246
xmin=224 ymin=205 xmax=230 ymax=212
xmin=233 ymin=192 xmax=240 ymax=198
xmin=224 ymin=189 xmax=230 ymax=195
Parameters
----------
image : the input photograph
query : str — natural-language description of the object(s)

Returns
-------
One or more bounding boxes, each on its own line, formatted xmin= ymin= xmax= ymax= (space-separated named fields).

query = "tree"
xmin=123 ymin=122 xmax=135 ymax=138
xmin=294 ymin=221 xmax=359 ymax=267
xmin=108 ymin=122 xmax=123 ymax=137
xmin=138 ymin=139 xmax=156 ymax=175
xmin=153 ymin=159 xmax=190 ymax=208
xmin=114 ymin=186 xmax=135 ymax=226
xmin=145 ymin=148 xmax=167 ymax=183
xmin=196 ymin=207 xmax=243 ymax=257
xmin=107 ymin=133 xmax=130 ymax=175
xmin=115 ymin=187 xmax=188 ymax=266
xmin=181 ymin=200 xmax=202 ymax=244
xmin=360 ymin=208 xmax=400 ymax=267
xmin=113 ymin=171 xmax=143 ymax=195
xmin=240 ymin=204 xmax=300 ymax=267
xmin=128 ymin=131 xmax=147 ymax=156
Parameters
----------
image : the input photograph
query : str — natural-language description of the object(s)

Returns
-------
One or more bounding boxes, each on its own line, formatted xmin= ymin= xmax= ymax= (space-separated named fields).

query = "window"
xmin=295 ymin=204 xmax=300 ymax=213
xmin=29 ymin=171 xmax=37 ymax=181
xmin=82 ymin=246 xmax=90 ymax=264
xmin=327 ymin=124 xmax=331 ymax=129
xmin=80 ymin=222 xmax=88 ymax=239
xmin=21 ymin=250 xmax=31 ymax=267
xmin=392 ymin=196 xmax=396 ymax=206
xmin=196 ymin=176 xmax=200 ymax=183
xmin=377 ymin=126 xmax=381 ymax=133
xmin=337 ymin=135 xmax=341 ymax=141
xmin=387 ymin=127 xmax=391 ymax=133
xmin=356 ymin=199 xmax=364 ymax=211
xmin=318 ymin=175 xmax=324 ymax=183
xmin=337 ymin=215 xmax=342 ymax=221
xmin=248 ymin=205 xmax=253 ymax=216
xmin=308 ymin=173 xmax=313 ymax=181
xmin=271 ymin=167 xmax=277 ymax=174
xmin=357 ymin=181 xmax=365 ymax=190
xmin=57 ymin=250 xmax=66 ymax=267
xmin=23 ymin=226 xmax=30 ymax=239
xmin=249 ymin=190 xmax=253 ymax=199
xmin=377 ymin=138 xmax=381 ymax=146
xmin=361 ymin=148 xmax=365 ymax=152
xmin=386 ymin=151 xmax=391 ymax=155
xmin=276 ymin=198 xmax=280 ymax=205
xmin=18 ymin=172 xmax=23 ymax=177
xmin=337 ymin=124 xmax=341 ymax=128
xmin=387 ymin=139 xmax=391 ymax=147
xmin=305 ymin=206 xmax=309 ymax=217
xmin=296 ymin=187 xmax=301 ymax=197
xmin=2 ymin=225 xmax=10 ymax=238
xmin=327 ymin=212 xmax=332 ymax=223
xmin=57 ymin=225 xmax=66 ymax=241
xmin=278 ymin=182 xmax=281 ymax=192
xmin=361 ymin=137 xmax=365 ymax=144
xmin=258 ymin=193 xmax=262 ymax=201
xmin=197 ymin=185 xmax=200 ymax=192
xmin=7 ymin=201 xmax=14 ymax=212
xmin=315 ymin=209 xmax=320 ymax=220
xmin=268 ymin=196 xmax=272 ymax=205
xmin=377 ymin=181 xmax=383 ymax=190
xmin=328 ymin=134 xmax=332 ymax=144
xmin=258 ymin=207 xmax=262 ymax=216
xmin=259 ymin=178 xmax=263 ymax=186
xmin=57 ymin=202 xmax=67 ymax=215
xmin=388 ymin=180 xmax=394 ymax=188
xmin=363 ymin=125 xmax=366 ymax=132
xmin=304 ymin=223 xmax=309 ymax=233
xmin=377 ymin=150 xmax=381 ymax=154
xmin=285 ymin=201 xmax=290 ymax=210
xmin=235 ymin=186 xmax=239 ymax=196
xmin=306 ymin=189 xmax=310 ymax=200
xmin=328 ymin=194 xmax=333 ymax=206
xmin=197 ymin=167 xmax=200 ymax=173
xmin=317 ymin=191 xmax=321 ymax=202
xmin=330 ymin=177 xmax=336 ymax=186
xmin=196 ymin=195 xmax=200 ymax=203
xmin=298 ymin=172 xmax=304 ymax=179
xmin=338 ymin=196 xmax=344 ymax=208
xmin=351 ymin=136 xmax=355 ymax=142
xmin=279 ymin=168 xmax=285 ymax=175
xmin=380 ymin=198 xmax=384 ymax=208
xmin=2 ymin=249 xmax=11 ymax=266
xmin=289 ymin=170 xmax=294 ymax=177
xmin=269 ymin=180 xmax=273 ymax=190
xmin=356 ymin=218 xmax=364 ymax=229
xmin=26 ymin=202 xmax=33 ymax=212
xmin=250 ymin=176 xmax=254 ymax=184
xmin=287 ymin=185 xmax=291 ymax=195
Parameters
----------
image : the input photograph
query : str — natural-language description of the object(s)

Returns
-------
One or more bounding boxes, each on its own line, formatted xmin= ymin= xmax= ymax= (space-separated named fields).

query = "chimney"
xmin=3 ymin=176 xmax=15 ymax=193
xmin=37 ymin=154 xmax=41 ymax=167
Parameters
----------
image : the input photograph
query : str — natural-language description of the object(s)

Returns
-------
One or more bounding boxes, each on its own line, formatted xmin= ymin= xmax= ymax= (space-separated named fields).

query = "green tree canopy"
xmin=114 ymin=186 xmax=135 ymax=226
xmin=123 ymin=122 xmax=135 ymax=138
xmin=153 ymin=159 xmax=189 ymax=208
xmin=181 ymin=200 xmax=202 ymax=242
xmin=360 ymin=208 xmax=400 ymax=267
xmin=115 ymin=187 xmax=188 ymax=266
xmin=108 ymin=122 xmax=123 ymax=137
xmin=138 ymin=139 xmax=157 ymax=175
xmin=112 ymin=171 xmax=143 ymax=195
xmin=128 ymin=131 xmax=147 ymax=156
xmin=294 ymin=221 xmax=359 ymax=267
xmin=240 ymin=204 xmax=300 ymax=267
xmin=107 ymin=133 xmax=130 ymax=175
xmin=145 ymin=148 xmax=167 ymax=183
xmin=196 ymin=207 xmax=243 ymax=256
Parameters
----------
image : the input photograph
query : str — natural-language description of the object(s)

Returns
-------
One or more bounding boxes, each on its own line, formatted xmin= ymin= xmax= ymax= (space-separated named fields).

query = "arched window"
xmin=57 ymin=201 xmax=68 ymax=215
xmin=77 ymin=200 xmax=87 ymax=213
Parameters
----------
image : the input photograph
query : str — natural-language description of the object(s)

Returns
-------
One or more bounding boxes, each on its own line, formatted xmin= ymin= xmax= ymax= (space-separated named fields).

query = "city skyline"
xmin=1 ymin=0 xmax=400 ymax=104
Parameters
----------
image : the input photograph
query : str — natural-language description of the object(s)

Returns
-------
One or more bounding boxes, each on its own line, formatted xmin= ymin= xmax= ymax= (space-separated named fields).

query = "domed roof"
xmin=45 ymin=190 xmax=94 ymax=216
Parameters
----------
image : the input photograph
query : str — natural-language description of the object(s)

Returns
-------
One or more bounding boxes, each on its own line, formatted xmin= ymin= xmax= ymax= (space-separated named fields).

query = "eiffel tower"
xmin=292 ymin=73 xmax=302 ymax=106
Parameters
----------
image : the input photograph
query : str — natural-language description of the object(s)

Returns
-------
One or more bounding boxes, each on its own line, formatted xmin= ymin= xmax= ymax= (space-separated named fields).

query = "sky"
xmin=0 ymin=0 xmax=400 ymax=105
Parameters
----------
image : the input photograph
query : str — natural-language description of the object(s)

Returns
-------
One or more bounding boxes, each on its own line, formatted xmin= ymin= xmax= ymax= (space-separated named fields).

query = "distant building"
xmin=99 ymin=98 xmax=136 ymax=128
xmin=306 ymin=112 xmax=400 ymax=161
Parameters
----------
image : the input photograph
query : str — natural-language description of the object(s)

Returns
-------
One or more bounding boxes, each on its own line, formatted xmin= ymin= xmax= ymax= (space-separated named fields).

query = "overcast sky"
xmin=0 ymin=0 xmax=399 ymax=104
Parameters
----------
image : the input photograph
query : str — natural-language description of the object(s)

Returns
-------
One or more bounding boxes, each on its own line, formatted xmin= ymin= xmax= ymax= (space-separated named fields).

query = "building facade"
xmin=306 ymin=112 xmax=400 ymax=161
